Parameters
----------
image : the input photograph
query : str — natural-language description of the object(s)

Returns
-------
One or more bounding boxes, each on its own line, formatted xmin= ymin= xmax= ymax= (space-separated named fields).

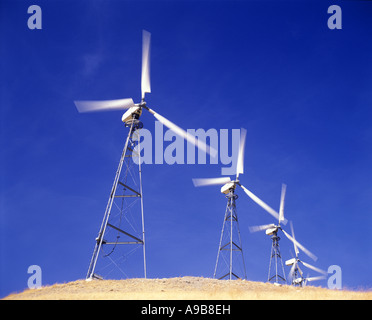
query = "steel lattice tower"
xmin=86 ymin=119 xmax=146 ymax=280
xmin=267 ymin=231 xmax=286 ymax=284
xmin=79 ymin=30 xmax=218 ymax=280
xmin=214 ymin=188 xmax=247 ymax=280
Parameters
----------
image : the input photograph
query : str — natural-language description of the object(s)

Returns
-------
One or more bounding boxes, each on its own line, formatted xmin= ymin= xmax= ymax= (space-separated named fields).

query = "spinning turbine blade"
xmin=141 ymin=30 xmax=151 ymax=100
xmin=74 ymin=98 xmax=135 ymax=113
xmin=290 ymin=221 xmax=299 ymax=256
xmin=239 ymin=184 xmax=280 ymax=220
xmin=288 ymin=263 xmax=296 ymax=281
xmin=192 ymin=177 xmax=231 ymax=187
xmin=236 ymin=128 xmax=247 ymax=179
xmin=147 ymin=107 xmax=218 ymax=157
xmin=297 ymin=264 xmax=304 ymax=277
xmin=249 ymin=224 xmax=276 ymax=233
xmin=301 ymin=261 xmax=327 ymax=275
xmin=281 ymin=228 xmax=317 ymax=261
xmin=279 ymin=184 xmax=287 ymax=225
xmin=306 ymin=275 xmax=326 ymax=282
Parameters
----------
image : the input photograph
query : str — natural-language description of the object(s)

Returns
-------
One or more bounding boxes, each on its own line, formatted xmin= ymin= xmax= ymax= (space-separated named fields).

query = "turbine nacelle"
xmin=293 ymin=277 xmax=303 ymax=285
xmin=265 ymin=226 xmax=279 ymax=236
xmin=121 ymin=105 xmax=142 ymax=124
xmin=220 ymin=180 xmax=238 ymax=194
xmin=285 ymin=257 xmax=297 ymax=266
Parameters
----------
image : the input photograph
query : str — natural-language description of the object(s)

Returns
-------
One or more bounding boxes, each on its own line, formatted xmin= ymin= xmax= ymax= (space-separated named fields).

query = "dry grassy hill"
xmin=3 ymin=277 xmax=371 ymax=300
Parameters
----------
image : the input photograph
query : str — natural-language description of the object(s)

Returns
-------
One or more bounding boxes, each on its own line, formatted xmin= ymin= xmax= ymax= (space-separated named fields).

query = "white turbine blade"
xmin=288 ymin=263 xmax=296 ymax=282
xmin=278 ymin=184 xmax=287 ymax=225
xmin=306 ymin=275 xmax=326 ymax=282
xmin=74 ymin=98 xmax=134 ymax=113
xmin=301 ymin=261 xmax=327 ymax=275
xmin=282 ymin=228 xmax=298 ymax=256
xmin=147 ymin=107 xmax=217 ymax=157
xmin=236 ymin=128 xmax=247 ymax=179
xmin=249 ymin=224 xmax=276 ymax=233
xmin=282 ymin=228 xmax=317 ymax=262
xmin=303 ymin=275 xmax=309 ymax=287
xmin=141 ymin=30 xmax=151 ymax=100
xmin=290 ymin=221 xmax=299 ymax=257
xmin=239 ymin=184 xmax=280 ymax=220
xmin=297 ymin=264 xmax=303 ymax=277
xmin=192 ymin=177 xmax=231 ymax=187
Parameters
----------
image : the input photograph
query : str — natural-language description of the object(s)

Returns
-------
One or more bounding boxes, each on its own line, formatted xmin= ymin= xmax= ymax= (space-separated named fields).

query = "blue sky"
xmin=1 ymin=0 xmax=371 ymax=297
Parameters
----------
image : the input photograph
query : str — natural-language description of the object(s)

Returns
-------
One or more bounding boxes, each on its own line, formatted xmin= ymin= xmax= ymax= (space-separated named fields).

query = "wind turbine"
xmin=249 ymin=183 xmax=288 ymax=284
xmin=250 ymin=193 xmax=322 ymax=285
xmin=192 ymin=128 xmax=282 ymax=280
xmin=76 ymin=30 xmax=216 ymax=280
xmin=285 ymin=222 xmax=326 ymax=287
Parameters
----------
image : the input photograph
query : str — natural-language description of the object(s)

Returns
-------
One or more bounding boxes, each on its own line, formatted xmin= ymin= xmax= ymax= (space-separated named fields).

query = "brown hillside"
xmin=3 ymin=277 xmax=371 ymax=300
